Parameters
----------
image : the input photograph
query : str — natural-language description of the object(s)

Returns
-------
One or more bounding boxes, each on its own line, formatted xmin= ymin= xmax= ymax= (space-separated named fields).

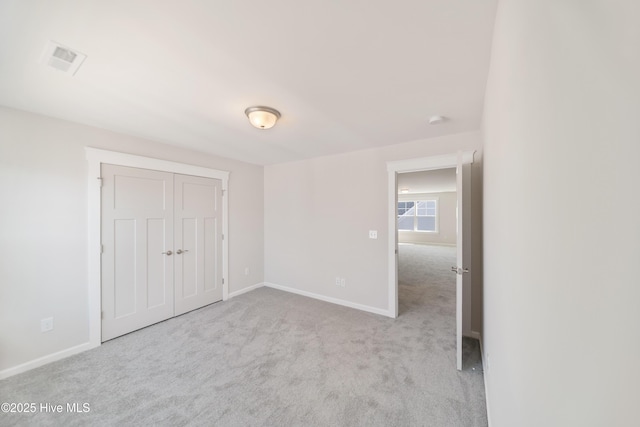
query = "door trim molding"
xmin=386 ymin=151 xmax=475 ymax=318
xmin=85 ymin=147 xmax=230 ymax=347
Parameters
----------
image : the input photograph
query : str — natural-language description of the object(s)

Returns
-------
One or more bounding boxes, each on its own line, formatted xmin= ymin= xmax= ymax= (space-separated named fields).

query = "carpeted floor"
xmin=0 ymin=244 xmax=487 ymax=426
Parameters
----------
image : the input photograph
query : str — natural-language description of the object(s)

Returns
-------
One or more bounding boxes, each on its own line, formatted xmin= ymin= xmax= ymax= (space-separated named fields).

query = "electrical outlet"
xmin=340 ymin=278 xmax=346 ymax=287
xmin=369 ymin=230 xmax=378 ymax=239
xmin=335 ymin=277 xmax=341 ymax=286
xmin=41 ymin=317 xmax=53 ymax=332
xmin=244 ymin=267 xmax=250 ymax=276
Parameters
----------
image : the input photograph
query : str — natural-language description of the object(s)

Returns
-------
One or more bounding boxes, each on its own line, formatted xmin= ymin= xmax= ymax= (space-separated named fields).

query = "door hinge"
xmin=451 ymin=266 xmax=470 ymax=275
xmin=101 ymin=311 xmax=104 ymax=319
xmin=222 ymin=278 xmax=225 ymax=284
xmin=222 ymin=234 xmax=224 ymax=240
xmin=100 ymin=244 xmax=104 ymax=254
xmin=97 ymin=177 xmax=103 ymax=188
xmin=222 ymin=189 xmax=226 ymax=196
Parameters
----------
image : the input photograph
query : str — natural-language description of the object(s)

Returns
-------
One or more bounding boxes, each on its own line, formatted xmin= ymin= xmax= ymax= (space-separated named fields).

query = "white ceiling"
xmin=0 ymin=0 xmax=497 ymax=165
xmin=398 ymin=168 xmax=456 ymax=194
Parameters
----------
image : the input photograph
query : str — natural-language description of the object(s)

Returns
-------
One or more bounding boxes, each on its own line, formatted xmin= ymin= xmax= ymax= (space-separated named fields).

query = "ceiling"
xmin=398 ymin=168 xmax=456 ymax=194
xmin=0 ymin=0 xmax=497 ymax=165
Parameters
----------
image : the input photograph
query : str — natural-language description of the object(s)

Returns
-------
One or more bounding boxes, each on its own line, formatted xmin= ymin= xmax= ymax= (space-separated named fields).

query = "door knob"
xmin=176 ymin=249 xmax=189 ymax=255
xmin=162 ymin=250 xmax=173 ymax=256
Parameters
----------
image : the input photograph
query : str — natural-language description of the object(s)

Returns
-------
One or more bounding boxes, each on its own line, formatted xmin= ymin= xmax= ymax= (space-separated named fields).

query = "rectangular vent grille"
xmin=52 ymin=46 xmax=77 ymax=62
xmin=40 ymin=41 xmax=87 ymax=75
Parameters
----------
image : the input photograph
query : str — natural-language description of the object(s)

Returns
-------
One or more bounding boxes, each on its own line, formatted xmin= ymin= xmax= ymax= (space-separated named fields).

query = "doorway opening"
xmin=386 ymin=151 xmax=474 ymax=370
xmin=396 ymin=168 xmax=457 ymax=319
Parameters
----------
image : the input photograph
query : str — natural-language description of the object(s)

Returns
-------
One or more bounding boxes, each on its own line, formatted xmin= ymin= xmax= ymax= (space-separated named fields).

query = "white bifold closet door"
xmin=101 ymin=164 xmax=222 ymax=342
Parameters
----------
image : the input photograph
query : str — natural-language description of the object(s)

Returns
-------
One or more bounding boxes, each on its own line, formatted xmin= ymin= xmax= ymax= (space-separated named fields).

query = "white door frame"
xmin=86 ymin=147 xmax=229 ymax=348
xmin=386 ymin=151 xmax=474 ymax=318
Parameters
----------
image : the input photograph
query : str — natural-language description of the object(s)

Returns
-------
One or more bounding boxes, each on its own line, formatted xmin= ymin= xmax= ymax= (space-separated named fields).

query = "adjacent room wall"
xmin=482 ymin=1 xmax=640 ymax=426
xmin=0 ymin=106 xmax=264 ymax=374
xmin=398 ymin=191 xmax=457 ymax=245
xmin=264 ymin=131 xmax=483 ymax=328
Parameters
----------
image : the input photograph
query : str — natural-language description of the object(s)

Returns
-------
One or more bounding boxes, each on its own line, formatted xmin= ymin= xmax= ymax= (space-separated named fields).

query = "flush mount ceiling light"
xmin=400 ymin=188 xmax=410 ymax=194
xmin=244 ymin=106 xmax=281 ymax=130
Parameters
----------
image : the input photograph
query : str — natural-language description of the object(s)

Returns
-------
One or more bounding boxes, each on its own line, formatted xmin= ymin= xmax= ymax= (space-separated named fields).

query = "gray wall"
xmin=0 ymin=107 xmax=264 ymax=372
xmin=265 ymin=131 xmax=483 ymax=330
xmin=482 ymin=1 xmax=640 ymax=425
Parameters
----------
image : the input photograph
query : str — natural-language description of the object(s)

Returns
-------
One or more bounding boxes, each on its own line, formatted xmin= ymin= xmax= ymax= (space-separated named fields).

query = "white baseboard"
xmin=227 ymin=282 xmax=265 ymax=299
xmin=264 ymin=282 xmax=392 ymax=317
xmin=398 ymin=241 xmax=456 ymax=247
xmin=0 ymin=341 xmax=98 ymax=380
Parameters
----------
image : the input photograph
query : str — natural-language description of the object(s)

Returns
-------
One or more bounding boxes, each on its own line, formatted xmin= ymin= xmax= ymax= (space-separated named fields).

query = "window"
xmin=397 ymin=199 xmax=437 ymax=232
xmin=397 ymin=201 xmax=414 ymax=231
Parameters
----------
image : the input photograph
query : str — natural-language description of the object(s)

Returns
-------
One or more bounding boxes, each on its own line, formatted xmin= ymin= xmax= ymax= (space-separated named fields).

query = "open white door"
xmin=453 ymin=153 xmax=471 ymax=370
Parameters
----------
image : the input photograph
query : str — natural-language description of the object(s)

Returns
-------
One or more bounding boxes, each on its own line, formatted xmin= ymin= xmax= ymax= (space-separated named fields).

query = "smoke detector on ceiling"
xmin=39 ymin=41 xmax=87 ymax=75
xmin=429 ymin=115 xmax=446 ymax=125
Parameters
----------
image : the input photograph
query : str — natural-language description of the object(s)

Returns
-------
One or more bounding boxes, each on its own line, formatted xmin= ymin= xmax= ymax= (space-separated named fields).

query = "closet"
xmin=100 ymin=164 xmax=223 ymax=341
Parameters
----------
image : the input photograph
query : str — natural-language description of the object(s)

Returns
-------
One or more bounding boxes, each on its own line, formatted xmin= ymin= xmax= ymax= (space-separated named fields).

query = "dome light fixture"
xmin=244 ymin=106 xmax=281 ymax=130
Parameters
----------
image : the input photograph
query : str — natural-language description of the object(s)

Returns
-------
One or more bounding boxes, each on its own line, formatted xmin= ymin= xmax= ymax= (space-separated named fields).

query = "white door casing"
xmin=86 ymin=148 xmax=229 ymax=348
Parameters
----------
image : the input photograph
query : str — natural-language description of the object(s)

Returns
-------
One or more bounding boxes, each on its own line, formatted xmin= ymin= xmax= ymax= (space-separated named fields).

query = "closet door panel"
xmin=101 ymin=164 xmax=174 ymax=341
xmin=174 ymin=174 xmax=223 ymax=315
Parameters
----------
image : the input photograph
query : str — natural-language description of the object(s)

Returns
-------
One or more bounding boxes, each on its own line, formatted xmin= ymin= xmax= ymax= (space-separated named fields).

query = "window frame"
xmin=397 ymin=197 xmax=439 ymax=233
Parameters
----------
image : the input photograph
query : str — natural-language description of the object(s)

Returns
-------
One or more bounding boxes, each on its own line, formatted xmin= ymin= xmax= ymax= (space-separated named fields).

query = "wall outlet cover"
xmin=41 ymin=317 xmax=54 ymax=332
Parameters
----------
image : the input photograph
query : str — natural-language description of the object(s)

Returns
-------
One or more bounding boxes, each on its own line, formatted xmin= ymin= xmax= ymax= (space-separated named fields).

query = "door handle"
xmin=162 ymin=250 xmax=173 ymax=256
xmin=451 ymin=266 xmax=469 ymax=275
xmin=176 ymin=249 xmax=189 ymax=255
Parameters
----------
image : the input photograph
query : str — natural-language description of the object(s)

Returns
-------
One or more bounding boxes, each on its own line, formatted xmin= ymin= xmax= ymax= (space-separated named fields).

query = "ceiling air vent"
xmin=39 ymin=41 xmax=87 ymax=75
